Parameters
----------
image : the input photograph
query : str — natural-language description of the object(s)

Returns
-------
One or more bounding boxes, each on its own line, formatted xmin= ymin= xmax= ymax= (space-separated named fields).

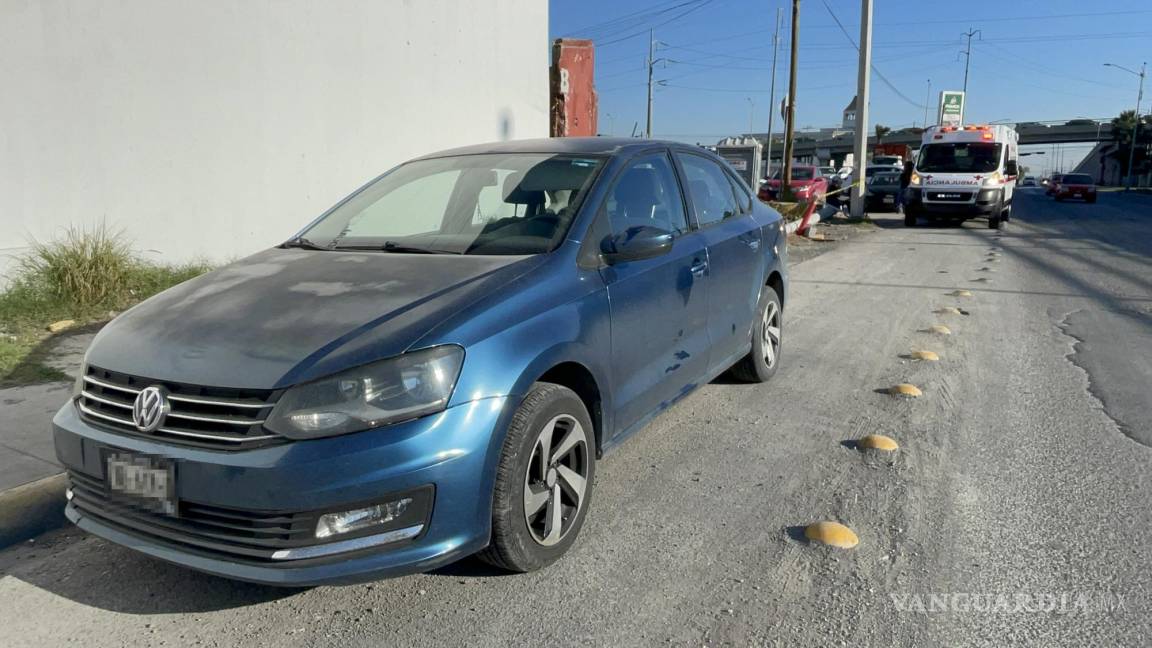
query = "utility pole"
xmin=781 ymin=0 xmax=800 ymax=201
xmin=961 ymin=29 xmax=981 ymax=95
xmin=924 ymin=79 xmax=931 ymax=127
xmin=849 ymin=0 xmax=873 ymax=218
xmin=746 ymin=97 xmax=756 ymax=136
xmin=765 ymin=7 xmax=783 ymax=174
xmin=646 ymin=30 xmax=655 ymax=138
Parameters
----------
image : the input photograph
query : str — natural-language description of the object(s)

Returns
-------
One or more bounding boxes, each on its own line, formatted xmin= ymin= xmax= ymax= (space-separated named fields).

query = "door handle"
xmin=689 ymin=259 xmax=708 ymax=277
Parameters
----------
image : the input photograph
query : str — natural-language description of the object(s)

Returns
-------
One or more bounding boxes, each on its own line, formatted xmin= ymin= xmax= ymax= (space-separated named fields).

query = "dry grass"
xmin=0 ymin=225 xmax=212 ymax=385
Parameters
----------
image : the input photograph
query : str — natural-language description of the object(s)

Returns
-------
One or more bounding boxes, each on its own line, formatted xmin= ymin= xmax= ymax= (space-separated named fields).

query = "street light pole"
xmin=1104 ymin=62 xmax=1146 ymax=190
xmin=747 ymin=97 xmax=756 ymax=136
xmin=923 ymin=79 xmax=931 ymax=128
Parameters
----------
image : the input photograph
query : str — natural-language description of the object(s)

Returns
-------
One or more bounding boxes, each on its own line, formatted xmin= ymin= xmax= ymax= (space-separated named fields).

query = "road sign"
xmin=939 ymin=91 xmax=964 ymax=127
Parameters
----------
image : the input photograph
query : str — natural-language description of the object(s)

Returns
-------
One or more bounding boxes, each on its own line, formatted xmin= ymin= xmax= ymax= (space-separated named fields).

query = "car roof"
xmin=414 ymin=137 xmax=706 ymax=160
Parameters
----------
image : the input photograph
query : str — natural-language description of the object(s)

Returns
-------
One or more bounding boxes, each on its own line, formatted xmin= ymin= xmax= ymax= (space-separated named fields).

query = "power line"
xmin=598 ymin=0 xmax=717 ymax=47
xmin=820 ymin=0 xmax=926 ymax=110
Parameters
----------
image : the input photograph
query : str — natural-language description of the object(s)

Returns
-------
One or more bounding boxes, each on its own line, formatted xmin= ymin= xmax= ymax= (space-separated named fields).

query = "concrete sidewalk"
xmin=0 ymin=332 xmax=93 ymax=546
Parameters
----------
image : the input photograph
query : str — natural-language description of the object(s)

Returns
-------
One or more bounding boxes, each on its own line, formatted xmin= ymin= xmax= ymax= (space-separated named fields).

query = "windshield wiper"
xmin=280 ymin=236 xmax=332 ymax=251
xmin=332 ymin=241 xmax=458 ymax=254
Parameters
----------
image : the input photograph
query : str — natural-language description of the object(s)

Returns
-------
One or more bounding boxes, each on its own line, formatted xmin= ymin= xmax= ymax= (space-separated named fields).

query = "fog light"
xmin=315 ymin=498 xmax=413 ymax=539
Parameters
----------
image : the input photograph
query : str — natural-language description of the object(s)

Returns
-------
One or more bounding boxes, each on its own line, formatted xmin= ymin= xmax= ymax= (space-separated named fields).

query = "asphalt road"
xmin=2 ymin=189 xmax=1150 ymax=647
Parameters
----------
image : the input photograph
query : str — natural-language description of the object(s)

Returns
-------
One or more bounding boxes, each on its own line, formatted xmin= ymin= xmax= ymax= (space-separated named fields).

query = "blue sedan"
xmin=54 ymin=138 xmax=788 ymax=585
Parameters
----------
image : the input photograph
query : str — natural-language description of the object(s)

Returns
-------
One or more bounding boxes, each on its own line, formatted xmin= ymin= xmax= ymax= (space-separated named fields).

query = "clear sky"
xmin=549 ymin=0 xmax=1151 ymax=175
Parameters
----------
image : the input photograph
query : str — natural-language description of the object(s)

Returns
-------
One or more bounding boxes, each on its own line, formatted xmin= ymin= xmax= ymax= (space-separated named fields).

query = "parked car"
xmin=54 ymin=138 xmax=788 ymax=585
xmin=758 ymin=165 xmax=829 ymax=204
xmin=1053 ymin=173 xmax=1097 ymax=202
xmin=1045 ymin=173 xmax=1064 ymax=195
xmin=864 ymin=166 xmax=902 ymax=211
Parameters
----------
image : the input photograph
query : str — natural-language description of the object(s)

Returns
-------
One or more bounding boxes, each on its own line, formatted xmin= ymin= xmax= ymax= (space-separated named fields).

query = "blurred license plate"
xmin=883 ymin=195 xmax=895 ymax=203
xmin=106 ymin=451 xmax=175 ymax=514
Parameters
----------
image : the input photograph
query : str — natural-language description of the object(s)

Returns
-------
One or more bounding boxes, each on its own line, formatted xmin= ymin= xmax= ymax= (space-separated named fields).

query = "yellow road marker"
xmin=889 ymin=383 xmax=923 ymax=397
xmin=910 ymin=350 xmax=939 ymax=361
xmin=934 ymin=307 xmax=962 ymax=315
xmin=922 ymin=324 xmax=952 ymax=335
xmin=971 ymin=277 xmax=992 ymax=283
xmin=858 ymin=434 xmax=899 ymax=451
xmin=949 ymin=290 xmax=973 ymax=297
xmin=804 ymin=521 xmax=859 ymax=549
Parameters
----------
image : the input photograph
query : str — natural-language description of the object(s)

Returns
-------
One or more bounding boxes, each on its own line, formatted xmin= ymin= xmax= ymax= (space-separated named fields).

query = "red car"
xmin=758 ymin=165 xmax=829 ymax=203
xmin=1054 ymin=173 xmax=1097 ymax=203
xmin=1045 ymin=173 xmax=1064 ymax=195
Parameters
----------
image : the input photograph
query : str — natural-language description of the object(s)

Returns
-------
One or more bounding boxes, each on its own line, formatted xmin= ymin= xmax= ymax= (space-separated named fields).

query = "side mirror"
xmin=1005 ymin=160 xmax=1019 ymax=177
xmin=600 ymin=226 xmax=674 ymax=264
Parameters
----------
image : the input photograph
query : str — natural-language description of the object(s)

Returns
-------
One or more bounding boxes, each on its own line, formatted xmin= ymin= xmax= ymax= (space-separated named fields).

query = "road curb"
xmin=0 ymin=472 xmax=67 ymax=548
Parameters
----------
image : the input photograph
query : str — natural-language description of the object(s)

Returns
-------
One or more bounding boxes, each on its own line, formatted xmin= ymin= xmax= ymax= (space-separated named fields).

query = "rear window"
xmin=1062 ymin=174 xmax=1093 ymax=184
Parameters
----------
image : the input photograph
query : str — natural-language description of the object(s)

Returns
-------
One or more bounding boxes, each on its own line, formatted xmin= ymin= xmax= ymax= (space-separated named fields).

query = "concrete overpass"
xmin=750 ymin=121 xmax=1115 ymax=163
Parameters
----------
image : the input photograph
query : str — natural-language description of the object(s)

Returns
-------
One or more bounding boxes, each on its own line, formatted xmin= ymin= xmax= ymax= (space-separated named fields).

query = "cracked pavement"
xmin=0 ymin=188 xmax=1149 ymax=647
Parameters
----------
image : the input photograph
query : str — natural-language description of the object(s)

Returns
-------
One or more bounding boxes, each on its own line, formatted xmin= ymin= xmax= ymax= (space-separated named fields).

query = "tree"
xmin=874 ymin=124 xmax=892 ymax=146
xmin=1109 ymin=110 xmax=1152 ymax=177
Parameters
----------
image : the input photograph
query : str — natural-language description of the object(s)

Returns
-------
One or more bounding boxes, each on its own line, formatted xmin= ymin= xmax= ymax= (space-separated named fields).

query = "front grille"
xmin=927 ymin=191 xmax=973 ymax=202
xmin=77 ymin=365 xmax=285 ymax=449
xmin=68 ymin=470 xmax=315 ymax=561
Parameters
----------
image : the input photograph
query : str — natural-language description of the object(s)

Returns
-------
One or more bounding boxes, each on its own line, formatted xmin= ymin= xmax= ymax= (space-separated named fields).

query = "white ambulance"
xmin=904 ymin=124 xmax=1019 ymax=229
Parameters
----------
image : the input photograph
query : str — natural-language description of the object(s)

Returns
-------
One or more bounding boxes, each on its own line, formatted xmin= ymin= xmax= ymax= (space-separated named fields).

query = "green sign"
xmin=939 ymin=91 xmax=965 ymax=126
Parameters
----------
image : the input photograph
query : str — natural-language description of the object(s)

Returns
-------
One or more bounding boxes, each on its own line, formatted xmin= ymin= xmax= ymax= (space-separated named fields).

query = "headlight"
xmin=982 ymin=172 xmax=1002 ymax=187
xmin=265 ymin=345 xmax=464 ymax=439
xmin=910 ymin=172 xmax=921 ymax=186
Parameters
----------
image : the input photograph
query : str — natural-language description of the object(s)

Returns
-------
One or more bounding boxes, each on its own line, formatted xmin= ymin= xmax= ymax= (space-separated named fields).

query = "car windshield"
xmin=771 ymin=168 xmax=815 ymax=180
xmin=1063 ymin=174 xmax=1093 ymax=184
xmin=299 ymin=153 xmax=604 ymax=255
xmin=917 ymin=143 xmax=1002 ymax=173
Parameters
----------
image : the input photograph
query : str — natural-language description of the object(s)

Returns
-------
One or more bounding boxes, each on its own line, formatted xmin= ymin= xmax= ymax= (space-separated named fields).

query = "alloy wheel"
xmin=761 ymin=300 xmax=782 ymax=369
xmin=523 ymin=414 xmax=589 ymax=546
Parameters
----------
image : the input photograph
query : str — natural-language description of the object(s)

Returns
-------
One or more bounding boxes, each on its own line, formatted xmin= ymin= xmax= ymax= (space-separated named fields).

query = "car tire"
xmin=478 ymin=382 xmax=595 ymax=573
xmin=1055 ymin=195 xmax=1064 ymax=202
xmin=904 ymin=211 xmax=917 ymax=227
xmin=1087 ymin=196 xmax=1097 ymax=204
xmin=730 ymin=285 xmax=783 ymax=383
xmin=988 ymin=214 xmax=1002 ymax=229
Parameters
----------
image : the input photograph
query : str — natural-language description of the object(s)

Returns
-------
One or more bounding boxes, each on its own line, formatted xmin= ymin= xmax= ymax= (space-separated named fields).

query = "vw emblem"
xmin=132 ymin=385 xmax=170 ymax=433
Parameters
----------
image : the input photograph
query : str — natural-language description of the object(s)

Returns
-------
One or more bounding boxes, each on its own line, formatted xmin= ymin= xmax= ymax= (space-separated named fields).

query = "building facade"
xmin=1 ymin=0 xmax=549 ymax=278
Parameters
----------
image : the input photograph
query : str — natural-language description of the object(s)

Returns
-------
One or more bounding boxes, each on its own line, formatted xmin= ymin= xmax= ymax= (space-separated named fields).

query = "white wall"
xmin=0 ymin=0 xmax=548 ymax=278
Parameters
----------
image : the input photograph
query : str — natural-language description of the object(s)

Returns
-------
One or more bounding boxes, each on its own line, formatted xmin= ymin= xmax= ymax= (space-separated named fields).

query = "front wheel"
xmin=988 ymin=214 xmax=1003 ymax=230
xmin=479 ymin=382 xmax=595 ymax=572
xmin=904 ymin=211 xmax=917 ymax=227
xmin=730 ymin=286 xmax=782 ymax=382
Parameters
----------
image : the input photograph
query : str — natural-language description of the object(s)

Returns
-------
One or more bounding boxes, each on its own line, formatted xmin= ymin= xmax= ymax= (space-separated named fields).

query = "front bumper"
xmin=904 ymin=188 xmax=1000 ymax=219
xmin=53 ymin=395 xmax=515 ymax=586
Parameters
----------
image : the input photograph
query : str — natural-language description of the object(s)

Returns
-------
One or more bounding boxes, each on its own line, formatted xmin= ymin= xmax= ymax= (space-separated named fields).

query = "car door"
xmin=595 ymin=151 xmax=713 ymax=438
xmin=674 ymin=151 xmax=764 ymax=370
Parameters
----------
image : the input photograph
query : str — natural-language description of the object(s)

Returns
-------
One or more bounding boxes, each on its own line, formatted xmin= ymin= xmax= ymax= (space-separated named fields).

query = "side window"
xmin=604 ymin=153 xmax=688 ymax=235
xmin=725 ymin=170 xmax=754 ymax=213
xmin=677 ymin=154 xmax=740 ymax=226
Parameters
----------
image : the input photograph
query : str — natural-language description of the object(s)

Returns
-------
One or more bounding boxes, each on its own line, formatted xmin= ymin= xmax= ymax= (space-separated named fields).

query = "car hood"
xmin=86 ymin=248 xmax=543 ymax=389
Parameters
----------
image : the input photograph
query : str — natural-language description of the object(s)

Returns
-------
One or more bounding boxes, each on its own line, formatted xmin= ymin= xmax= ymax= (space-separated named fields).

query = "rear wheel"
xmin=479 ymin=382 xmax=595 ymax=572
xmin=731 ymin=286 xmax=782 ymax=382
xmin=1087 ymin=196 xmax=1097 ymax=204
